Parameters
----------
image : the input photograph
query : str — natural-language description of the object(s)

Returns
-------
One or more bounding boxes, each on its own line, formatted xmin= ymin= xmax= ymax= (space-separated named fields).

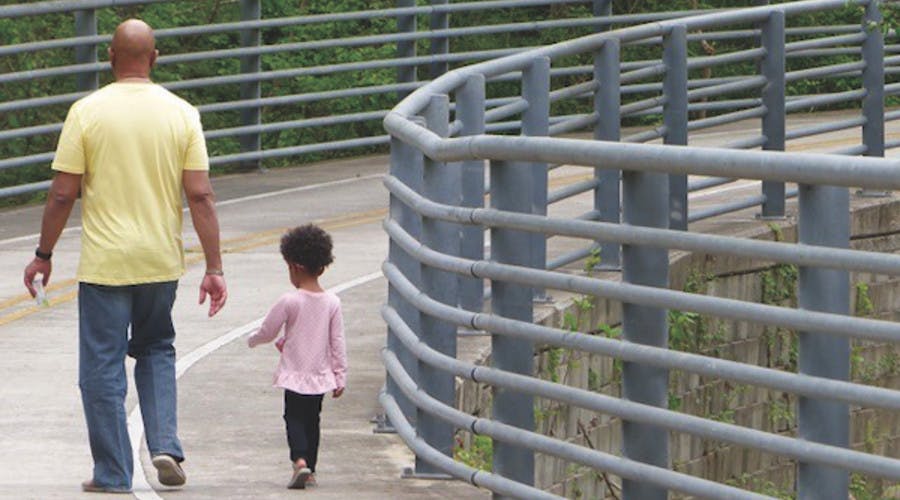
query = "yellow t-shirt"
xmin=52 ymin=82 xmax=209 ymax=285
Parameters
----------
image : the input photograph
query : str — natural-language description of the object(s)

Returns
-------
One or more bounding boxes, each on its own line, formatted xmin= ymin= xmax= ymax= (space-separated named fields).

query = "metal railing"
xmin=0 ymin=0 xmax=710 ymax=200
xmin=382 ymin=0 xmax=900 ymax=499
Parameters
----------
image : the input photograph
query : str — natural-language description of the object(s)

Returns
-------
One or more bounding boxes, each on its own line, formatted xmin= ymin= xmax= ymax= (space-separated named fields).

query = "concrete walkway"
xmin=0 ymin=155 xmax=487 ymax=499
xmin=1 ymin=112 xmax=898 ymax=499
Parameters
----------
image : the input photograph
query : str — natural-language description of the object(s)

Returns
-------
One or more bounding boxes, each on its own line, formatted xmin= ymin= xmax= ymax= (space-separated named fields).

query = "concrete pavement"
xmin=1 ymin=111 xmax=899 ymax=499
xmin=0 ymin=156 xmax=488 ymax=499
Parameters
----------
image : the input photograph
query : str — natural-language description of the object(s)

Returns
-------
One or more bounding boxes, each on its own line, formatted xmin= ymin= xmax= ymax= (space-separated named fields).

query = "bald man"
xmin=23 ymin=19 xmax=226 ymax=494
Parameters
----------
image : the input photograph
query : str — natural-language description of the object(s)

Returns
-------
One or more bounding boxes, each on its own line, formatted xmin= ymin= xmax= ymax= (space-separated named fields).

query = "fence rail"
xmin=382 ymin=0 xmax=900 ymax=499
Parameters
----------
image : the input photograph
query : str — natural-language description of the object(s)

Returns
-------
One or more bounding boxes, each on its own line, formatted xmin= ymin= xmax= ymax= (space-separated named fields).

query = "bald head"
xmin=109 ymin=19 xmax=157 ymax=81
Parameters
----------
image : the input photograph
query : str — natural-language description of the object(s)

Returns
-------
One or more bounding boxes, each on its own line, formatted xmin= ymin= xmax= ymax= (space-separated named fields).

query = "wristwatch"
xmin=35 ymin=248 xmax=52 ymax=261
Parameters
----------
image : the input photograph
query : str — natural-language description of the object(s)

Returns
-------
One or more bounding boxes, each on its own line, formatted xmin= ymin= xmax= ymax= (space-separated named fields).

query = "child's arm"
xmin=248 ymin=296 xmax=290 ymax=348
xmin=329 ymin=301 xmax=348 ymax=396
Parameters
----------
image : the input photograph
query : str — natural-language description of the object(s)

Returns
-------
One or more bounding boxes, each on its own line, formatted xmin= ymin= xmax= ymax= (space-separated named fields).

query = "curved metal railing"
xmin=0 ymin=0 xmax=706 ymax=200
xmin=382 ymin=0 xmax=900 ymax=498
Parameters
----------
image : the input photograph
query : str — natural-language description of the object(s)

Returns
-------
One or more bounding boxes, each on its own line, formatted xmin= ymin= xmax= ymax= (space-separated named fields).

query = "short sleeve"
xmin=52 ymin=106 xmax=86 ymax=174
xmin=183 ymin=108 xmax=209 ymax=171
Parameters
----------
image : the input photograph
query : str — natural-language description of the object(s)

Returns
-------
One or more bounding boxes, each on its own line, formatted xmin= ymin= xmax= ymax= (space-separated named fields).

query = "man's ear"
xmin=108 ymin=47 xmax=115 ymax=69
xmin=149 ymin=49 xmax=158 ymax=68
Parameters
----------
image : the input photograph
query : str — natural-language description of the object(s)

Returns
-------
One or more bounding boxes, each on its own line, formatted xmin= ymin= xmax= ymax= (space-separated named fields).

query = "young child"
xmin=248 ymin=224 xmax=348 ymax=489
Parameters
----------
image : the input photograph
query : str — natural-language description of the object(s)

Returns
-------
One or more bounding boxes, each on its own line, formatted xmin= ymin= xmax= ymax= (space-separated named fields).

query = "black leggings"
xmin=284 ymin=391 xmax=324 ymax=472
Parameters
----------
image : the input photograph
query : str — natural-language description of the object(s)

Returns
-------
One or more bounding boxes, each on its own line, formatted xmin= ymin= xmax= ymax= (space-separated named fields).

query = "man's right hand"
xmin=23 ymin=258 xmax=52 ymax=298
xmin=198 ymin=274 xmax=227 ymax=317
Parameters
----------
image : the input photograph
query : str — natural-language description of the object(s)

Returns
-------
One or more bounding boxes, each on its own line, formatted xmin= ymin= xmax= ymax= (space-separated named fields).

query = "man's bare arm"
xmin=23 ymin=172 xmax=81 ymax=295
xmin=183 ymin=169 xmax=227 ymax=316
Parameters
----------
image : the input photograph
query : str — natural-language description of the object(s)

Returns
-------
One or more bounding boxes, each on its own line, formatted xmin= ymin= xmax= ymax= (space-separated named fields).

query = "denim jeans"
xmin=78 ymin=281 xmax=184 ymax=489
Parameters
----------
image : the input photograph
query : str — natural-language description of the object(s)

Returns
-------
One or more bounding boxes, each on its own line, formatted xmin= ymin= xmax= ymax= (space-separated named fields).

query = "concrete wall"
xmin=455 ymin=198 xmax=900 ymax=499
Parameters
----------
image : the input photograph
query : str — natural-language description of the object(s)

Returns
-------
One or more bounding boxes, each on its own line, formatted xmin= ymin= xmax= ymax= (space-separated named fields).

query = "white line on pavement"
xmin=0 ymin=174 xmax=384 ymax=247
xmin=130 ymin=270 xmax=384 ymax=499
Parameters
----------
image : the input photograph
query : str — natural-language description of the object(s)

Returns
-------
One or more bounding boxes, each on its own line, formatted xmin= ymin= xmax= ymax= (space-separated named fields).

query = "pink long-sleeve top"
xmin=247 ymin=289 xmax=348 ymax=395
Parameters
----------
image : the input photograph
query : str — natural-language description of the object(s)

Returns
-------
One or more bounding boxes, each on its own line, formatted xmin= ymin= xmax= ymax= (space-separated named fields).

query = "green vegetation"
xmin=454 ymin=434 xmax=492 ymax=471
xmin=2 ymin=0 xmax=893 ymax=208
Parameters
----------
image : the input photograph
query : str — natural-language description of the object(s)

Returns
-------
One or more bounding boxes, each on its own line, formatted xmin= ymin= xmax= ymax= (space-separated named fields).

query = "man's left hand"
xmin=199 ymin=274 xmax=227 ymax=317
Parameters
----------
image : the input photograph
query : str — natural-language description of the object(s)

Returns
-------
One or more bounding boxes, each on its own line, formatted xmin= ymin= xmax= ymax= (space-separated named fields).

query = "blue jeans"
xmin=78 ymin=281 xmax=184 ymax=489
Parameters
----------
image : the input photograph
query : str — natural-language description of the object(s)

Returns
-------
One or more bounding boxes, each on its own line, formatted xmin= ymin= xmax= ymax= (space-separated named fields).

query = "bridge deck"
xmin=0 ymin=112 xmax=898 ymax=499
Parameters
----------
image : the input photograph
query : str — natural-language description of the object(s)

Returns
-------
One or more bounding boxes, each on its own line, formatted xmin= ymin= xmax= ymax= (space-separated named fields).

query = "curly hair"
xmin=279 ymin=224 xmax=334 ymax=276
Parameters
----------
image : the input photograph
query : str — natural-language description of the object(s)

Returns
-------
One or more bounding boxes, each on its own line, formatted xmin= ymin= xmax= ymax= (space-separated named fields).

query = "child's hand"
xmin=332 ymin=387 xmax=344 ymax=398
xmin=275 ymin=337 xmax=285 ymax=352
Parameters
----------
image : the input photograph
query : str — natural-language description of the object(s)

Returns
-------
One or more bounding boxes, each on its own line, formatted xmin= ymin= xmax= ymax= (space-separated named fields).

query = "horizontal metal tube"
xmin=0 ymin=180 xmax=51 ymax=200
xmin=686 ymin=75 xmax=767 ymax=101
xmin=688 ymin=194 xmax=767 ymax=223
xmin=166 ymin=48 xmax=524 ymax=92
xmin=0 ymin=92 xmax=88 ymax=115
xmin=785 ymin=60 xmax=866 ymax=82
xmin=785 ymin=117 xmax=866 ymax=141
xmin=785 ymin=32 xmax=867 ymax=52
xmin=0 ymin=123 xmax=63 ymax=142
xmin=197 ymin=82 xmax=422 ymax=113
xmin=621 ymin=95 xmax=667 ymax=116
xmin=688 ymin=176 xmax=736 ymax=192
xmin=619 ymin=63 xmax=668 ymax=85
xmin=721 ymin=135 xmax=767 ymax=149
xmin=0 ymin=0 xmax=169 ymax=18
xmin=785 ymin=89 xmax=868 ymax=111
xmin=622 ymin=127 xmax=666 ymax=143
xmin=378 ymin=391 xmax=559 ymax=499
xmin=687 ymin=106 xmax=766 ymax=132
xmin=0 ymin=152 xmax=54 ymax=171
xmin=829 ymin=144 xmax=868 ymax=156
xmin=685 ymin=47 xmax=766 ymax=71
xmin=385 ymin=254 xmax=900 ymax=418
xmin=383 ymin=302 xmax=900 ymax=482
xmin=546 ymin=244 xmax=599 ymax=270
xmin=547 ymin=177 xmax=602 ymax=204
xmin=385 ymin=174 xmax=900 ymax=276
xmin=483 ymin=99 xmax=530 ymax=124
xmin=381 ymin=128 xmax=900 ymax=189
xmin=209 ymin=135 xmax=389 ymax=166
xmin=382 ymin=343 xmax=773 ymax=499
xmin=548 ymin=113 xmax=599 ymax=135
xmin=622 ymin=76 xmax=745 ymax=95
xmin=204 ymin=111 xmax=387 ymax=140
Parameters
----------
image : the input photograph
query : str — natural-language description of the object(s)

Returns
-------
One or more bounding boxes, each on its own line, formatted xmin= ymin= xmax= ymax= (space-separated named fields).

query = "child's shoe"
xmin=288 ymin=460 xmax=311 ymax=489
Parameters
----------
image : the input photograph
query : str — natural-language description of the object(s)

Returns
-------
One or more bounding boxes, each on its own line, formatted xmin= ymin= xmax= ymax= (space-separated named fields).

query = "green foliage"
xmin=726 ymin=473 xmax=795 ymax=500
xmin=454 ymin=434 xmax=492 ymax=471
xmin=1 ymin=0 xmax=890 ymax=200
xmin=854 ymin=282 xmax=875 ymax=317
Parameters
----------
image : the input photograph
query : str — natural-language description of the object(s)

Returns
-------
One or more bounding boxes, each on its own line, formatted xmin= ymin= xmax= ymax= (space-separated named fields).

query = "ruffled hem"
xmin=272 ymin=371 xmax=337 ymax=395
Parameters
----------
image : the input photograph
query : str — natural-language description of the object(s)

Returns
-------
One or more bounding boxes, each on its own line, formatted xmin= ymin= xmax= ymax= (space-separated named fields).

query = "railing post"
xmin=239 ymin=0 xmax=262 ymax=171
xmin=457 ymin=75 xmax=486 ymax=313
xmin=760 ymin=11 xmax=786 ymax=217
xmin=397 ymin=0 xmax=417 ymax=100
xmin=429 ymin=0 xmax=449 ymax=79
xmin=523 ymin=57 xmax=550 ymax=300
xmin=861 ymin=1 xmax=886 ymax=195
xmin=797 ymin=184 xmax=850 ymax=500
xmin=663 ymin=25 xmax=688 ymax=231
xmin=621 ymin=99 xmax=670 ymax=500
xmin=413 ymin=94 xmax=458 ymax=476
xmin=593 ymin=0 xmax=612 ymax=20
xmin=490 ymin=158 xmax=534 ymax=494
xmin=383 ymin=136 xmax=425 ymax=433
xmin=594 ymin=38 xmax=621 ymax=270
xmin=74 ymin=9 xmax=97 ymax=93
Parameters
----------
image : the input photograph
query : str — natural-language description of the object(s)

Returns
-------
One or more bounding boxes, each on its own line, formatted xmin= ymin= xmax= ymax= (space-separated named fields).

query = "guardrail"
xmin=382 ymin=0 xmax=900 ymax=498
xmin=0 ymin=0 xmax=712 ymax=200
